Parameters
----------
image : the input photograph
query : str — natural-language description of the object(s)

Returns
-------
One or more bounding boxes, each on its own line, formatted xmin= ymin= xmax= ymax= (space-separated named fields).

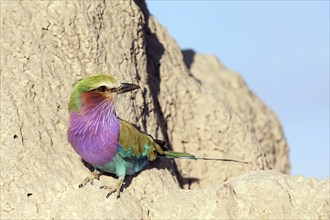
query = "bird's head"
xmin=68 ymin=74 xmax=140 ymax=112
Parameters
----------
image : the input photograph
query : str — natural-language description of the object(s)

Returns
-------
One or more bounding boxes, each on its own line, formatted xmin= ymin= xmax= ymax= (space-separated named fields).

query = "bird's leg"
xmin=79 ymin=169 xmax=102 ymax=188
xmin=100 ymin=175 xmax=124 ymax=199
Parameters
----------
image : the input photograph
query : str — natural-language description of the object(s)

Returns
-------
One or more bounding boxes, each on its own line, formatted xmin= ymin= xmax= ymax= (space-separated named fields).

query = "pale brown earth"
xmin=1 ymin=1 xmax=329 ymax=219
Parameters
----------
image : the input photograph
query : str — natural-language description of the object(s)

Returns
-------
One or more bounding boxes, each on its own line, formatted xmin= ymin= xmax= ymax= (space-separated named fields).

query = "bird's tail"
xmin=164 ymin=150 xmax=197 ymax=160
xmin=164 ymin=150 xmax=249 ymax=164
xmin=155 ymin=140 xmax=248 ymax=164
xmin=163 ymin=150 xmax=249 ymax=164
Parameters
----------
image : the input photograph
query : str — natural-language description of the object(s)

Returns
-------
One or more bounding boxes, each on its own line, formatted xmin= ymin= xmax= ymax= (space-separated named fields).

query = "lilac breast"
xmin=67 ymin=104 xmax=120 ymax=166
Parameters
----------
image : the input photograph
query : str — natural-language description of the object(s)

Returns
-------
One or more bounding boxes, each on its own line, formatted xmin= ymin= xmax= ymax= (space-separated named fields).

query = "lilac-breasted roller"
xmin=67 ymin=74 xmax=246 ymax=198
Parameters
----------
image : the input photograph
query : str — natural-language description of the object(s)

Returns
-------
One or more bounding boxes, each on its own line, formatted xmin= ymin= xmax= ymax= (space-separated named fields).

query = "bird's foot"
xmin=79 ymin=170 xmax=102 ymax=188
xmin=100 ymin=176 xmax=124 ymax=199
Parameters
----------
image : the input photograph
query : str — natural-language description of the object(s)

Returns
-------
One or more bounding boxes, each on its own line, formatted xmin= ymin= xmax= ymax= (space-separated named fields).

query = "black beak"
xmin=116 ymin=83 xmax=140 ymax=94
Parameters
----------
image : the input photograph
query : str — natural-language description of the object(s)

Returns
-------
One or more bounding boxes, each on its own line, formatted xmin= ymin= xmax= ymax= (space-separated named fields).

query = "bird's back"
xmin=117 ymin=119 xmax=164 ymax=160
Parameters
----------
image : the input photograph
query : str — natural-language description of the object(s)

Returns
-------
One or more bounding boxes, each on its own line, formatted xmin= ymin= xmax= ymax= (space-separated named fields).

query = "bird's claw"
xmin=100 ymin=176 xmax=123 ymax=199
xmin=79 ymin=170 xmax=101 ymax=188
xmin=100 ymin=185 xmax=119 ymax=198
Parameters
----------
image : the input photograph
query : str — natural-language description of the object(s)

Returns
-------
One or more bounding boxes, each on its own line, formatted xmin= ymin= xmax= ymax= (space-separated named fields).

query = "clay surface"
xmin=1 ymin=1 xmax=328 ymax=219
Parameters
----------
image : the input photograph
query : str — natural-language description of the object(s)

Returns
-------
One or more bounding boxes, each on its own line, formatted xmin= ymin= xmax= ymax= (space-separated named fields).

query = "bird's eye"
xmin=97 ymin=86 xmax=107 ymax=92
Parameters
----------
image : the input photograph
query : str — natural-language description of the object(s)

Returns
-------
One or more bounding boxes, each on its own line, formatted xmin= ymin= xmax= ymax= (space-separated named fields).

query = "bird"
xmin=67 ymin=73 xmax=247 ymax=198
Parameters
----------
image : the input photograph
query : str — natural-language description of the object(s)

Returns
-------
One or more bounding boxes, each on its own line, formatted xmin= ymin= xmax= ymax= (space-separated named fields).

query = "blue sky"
xmin=146 ymin=1 xmax=329 ymax=179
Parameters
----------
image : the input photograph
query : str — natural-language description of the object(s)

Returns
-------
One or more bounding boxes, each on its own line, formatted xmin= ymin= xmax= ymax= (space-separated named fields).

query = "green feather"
xmin=164 ymin=150 xmax=197 ymax=160
xmin=118 ymin=119 xmax=199 ymax=161
xmin=118 ymin=119 xmax=164 ymax=161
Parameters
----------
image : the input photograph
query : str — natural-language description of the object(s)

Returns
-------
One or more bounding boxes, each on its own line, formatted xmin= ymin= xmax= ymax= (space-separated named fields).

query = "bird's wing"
xmin=118 ymin=118 xmax=164 ymax=161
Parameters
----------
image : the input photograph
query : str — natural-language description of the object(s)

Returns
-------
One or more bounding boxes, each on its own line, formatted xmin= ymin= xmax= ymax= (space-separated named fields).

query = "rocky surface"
xmin=1 ymin=1 xmax=328 ymax=219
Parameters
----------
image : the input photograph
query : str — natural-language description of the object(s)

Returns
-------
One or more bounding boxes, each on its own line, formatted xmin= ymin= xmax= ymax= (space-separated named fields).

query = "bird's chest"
xmin=68 ymin=111 xmax=120 ymax=166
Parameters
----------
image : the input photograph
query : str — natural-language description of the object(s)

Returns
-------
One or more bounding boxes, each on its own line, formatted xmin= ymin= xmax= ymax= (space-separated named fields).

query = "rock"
xmin=1 ymin=1 xmax=328 ymax=219
xmin=178 ymin=51 xmax=290 ymax=188
xmin=144 ymin=8 xmax=274 ymax=189
xmin=149 ymin=171 xmax=330 ymax=219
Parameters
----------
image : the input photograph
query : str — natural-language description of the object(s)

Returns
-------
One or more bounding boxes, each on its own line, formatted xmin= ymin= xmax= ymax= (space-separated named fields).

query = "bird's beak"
xmin=116 ymin=83 xmax=140 ymax=94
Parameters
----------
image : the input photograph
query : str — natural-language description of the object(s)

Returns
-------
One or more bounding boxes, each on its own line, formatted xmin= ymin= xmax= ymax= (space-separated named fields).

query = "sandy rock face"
xmin=1 ymin=1 xmax=328 ymax=219
xmin=149 ymin=171 xmax=330 ymax=219
xmin=178 ymin=51 xmax=290 ymax=188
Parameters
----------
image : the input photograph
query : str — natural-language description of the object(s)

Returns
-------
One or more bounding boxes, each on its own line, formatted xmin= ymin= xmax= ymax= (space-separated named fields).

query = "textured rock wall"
xmin=179 ymin=51 xmax=290 ymax=188
xmin=141 ymin=3 xmax=275 ymax=189
xmin=1 ymin=1 xmax=328 ymax=219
